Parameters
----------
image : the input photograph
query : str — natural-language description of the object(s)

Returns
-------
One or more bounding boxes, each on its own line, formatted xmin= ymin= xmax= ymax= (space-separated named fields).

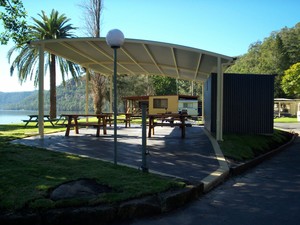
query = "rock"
xmin=50 ymin=178 xmax=112 ymax=201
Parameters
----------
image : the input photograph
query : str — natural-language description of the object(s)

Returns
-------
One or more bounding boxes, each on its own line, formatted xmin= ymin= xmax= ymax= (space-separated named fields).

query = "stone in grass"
xmin=50 ymin=178 xmax=112 ymax=201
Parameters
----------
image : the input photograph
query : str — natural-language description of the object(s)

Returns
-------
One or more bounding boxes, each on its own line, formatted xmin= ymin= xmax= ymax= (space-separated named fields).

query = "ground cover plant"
xmin=219 ymin=129 xmax=294 ymax=161
xmin=0 ymin=124 xmax=184 ymax=212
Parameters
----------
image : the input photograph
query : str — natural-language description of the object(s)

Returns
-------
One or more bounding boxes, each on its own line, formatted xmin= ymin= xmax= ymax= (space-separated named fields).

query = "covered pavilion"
xmin=29 ymin=37 xmax=234 ymax=141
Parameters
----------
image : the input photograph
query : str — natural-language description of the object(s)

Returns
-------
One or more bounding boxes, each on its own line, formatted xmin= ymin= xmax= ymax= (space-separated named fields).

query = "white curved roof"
xmin=30 ymin=37 xmax=234 ymax=82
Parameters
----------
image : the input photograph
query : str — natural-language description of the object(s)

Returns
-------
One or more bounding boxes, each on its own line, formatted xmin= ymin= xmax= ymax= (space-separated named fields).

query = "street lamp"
xmin=106 ymin=29 xmax=125 ymax=165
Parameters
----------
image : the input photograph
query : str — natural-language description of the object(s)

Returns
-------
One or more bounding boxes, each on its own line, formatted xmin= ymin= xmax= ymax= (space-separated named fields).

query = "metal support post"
xmin=141 ymin=102 xmax=148 ymax=172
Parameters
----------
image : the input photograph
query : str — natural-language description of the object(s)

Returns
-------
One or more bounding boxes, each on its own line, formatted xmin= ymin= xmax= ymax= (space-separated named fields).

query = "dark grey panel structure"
xmin=204 ymin=73 xmax=275 ymax=134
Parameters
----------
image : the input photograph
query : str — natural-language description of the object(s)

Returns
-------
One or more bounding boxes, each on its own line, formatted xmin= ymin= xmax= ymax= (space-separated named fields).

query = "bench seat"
xmin=22 ymin=119 xmax=38 ymax=122
xmin=64 ymin=123 xmax=104 ymax=127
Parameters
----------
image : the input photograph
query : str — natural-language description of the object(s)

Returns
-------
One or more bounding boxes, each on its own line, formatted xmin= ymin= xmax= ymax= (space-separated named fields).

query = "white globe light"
xmin=106 ymin=29 xmax=125 ymax=48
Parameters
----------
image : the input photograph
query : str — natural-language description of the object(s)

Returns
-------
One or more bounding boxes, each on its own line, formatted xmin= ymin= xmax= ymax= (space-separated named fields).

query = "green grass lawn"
xmin=0 ymin=124 xmax=184 ymax=212
xmin=0 ymin=121 xmax=294 ymax=212
xmin=274 ymin=117 xmax=298 ymax=123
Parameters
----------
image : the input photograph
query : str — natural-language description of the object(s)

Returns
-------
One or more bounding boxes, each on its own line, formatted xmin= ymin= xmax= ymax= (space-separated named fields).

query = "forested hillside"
xmin=227 ymin=22 xmax=300 ymax=98
xmin=1 ymin=74 xmax=202 ymax=112
xmin=0 ymin=91 xmax=36 ymax=107
xmin=1 ymin=77 xmax=94 ymax=111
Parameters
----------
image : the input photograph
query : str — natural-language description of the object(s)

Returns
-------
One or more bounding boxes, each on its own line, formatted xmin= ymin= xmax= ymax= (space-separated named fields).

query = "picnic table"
xmin=61 ymin=114 xmax=110 ymax=137
xmin=23 ymin=115 xmax=56 ymax=127
xmin=148 ymin=113 xmax=190 ymax=138
xmin=106 ymin=113 xmax=133 ymax=128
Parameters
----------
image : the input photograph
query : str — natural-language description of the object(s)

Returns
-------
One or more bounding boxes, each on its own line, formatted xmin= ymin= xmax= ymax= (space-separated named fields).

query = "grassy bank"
xmin=219 ymin=129 xmax=294 ymax=161
xmin=0 ymin=124 xmax=184 ymax=212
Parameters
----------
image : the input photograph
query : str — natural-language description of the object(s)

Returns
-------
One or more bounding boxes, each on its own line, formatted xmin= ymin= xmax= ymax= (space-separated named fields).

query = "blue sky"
xmin=1 ymin=0 xmax=300 ymax=92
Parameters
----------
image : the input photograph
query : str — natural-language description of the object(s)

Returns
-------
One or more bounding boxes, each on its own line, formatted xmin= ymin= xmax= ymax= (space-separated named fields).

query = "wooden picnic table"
xmin=148 ymin=113 xmax=189 ymax=138
xmin=106 ymin=113 xmax=133 ymax=128
xmin=62 ymin=114 xmax=110 ymax=137
xmin=23 ymin=115 xmax=56 ymax=127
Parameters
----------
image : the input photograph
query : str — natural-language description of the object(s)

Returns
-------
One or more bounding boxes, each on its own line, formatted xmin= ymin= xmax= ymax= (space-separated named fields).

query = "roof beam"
xmin=87 ymin=41 xmax=134 ymax=74
xmin=171 ymin=47 xmax=180 ymax=78
xmin=194 ymin=53 xmax=202 ymax=80
xmin=120 ymin=47 xmax=150 ymax=74
xmin=59 ymin=41 xmax=113 ymax=73
xmin=142 ymin=44 xmax=165 ymax=75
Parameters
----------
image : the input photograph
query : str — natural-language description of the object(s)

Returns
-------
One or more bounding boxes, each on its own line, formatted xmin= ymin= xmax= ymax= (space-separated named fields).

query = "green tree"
xmin=227 ymin=22 xmax=300 ymax=98
xmin=0 ymin=0 xmax=29 ymax=45
xmin=151 ymin=75 xmax=177 ymax=95
xmin=79 ymin=0 xmax=108 ymax=114
xmin=281 ymin=62 xmax=300 ymax=98
xmin=8 ymin=9 xmax=81 ymax=118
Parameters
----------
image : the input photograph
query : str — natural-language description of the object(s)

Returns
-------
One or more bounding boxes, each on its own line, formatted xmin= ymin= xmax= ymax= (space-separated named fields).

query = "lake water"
xmin=0 ymin=110 xmax=37 ymax=124
xmin=0 ymin=110 xmax=85 ymax=124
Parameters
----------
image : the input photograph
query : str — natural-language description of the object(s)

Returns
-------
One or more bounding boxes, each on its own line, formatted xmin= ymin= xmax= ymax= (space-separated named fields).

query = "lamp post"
xmin=106 ymin=29 xmax=125 ymax=165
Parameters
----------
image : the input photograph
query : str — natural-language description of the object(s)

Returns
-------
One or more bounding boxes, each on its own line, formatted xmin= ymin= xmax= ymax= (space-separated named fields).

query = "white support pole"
xmin=216 ymin=57 xmax=223 ymax=141
xmin=278 ymin=102 xmax=281 ymax=117
xmin=191 ymin=81 xmax=194 ymax=96
xmin=38 ymin=44 xmax=45 ymax=138
xmin=201 ymin=82 xmax=205 ymax=124
xmin=85 ymin=69 xmax=90 ymax=122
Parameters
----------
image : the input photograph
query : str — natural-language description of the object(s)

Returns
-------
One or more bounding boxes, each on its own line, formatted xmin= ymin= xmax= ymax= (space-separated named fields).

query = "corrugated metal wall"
xmin=204 ymin=73 xmax=275 ymax=134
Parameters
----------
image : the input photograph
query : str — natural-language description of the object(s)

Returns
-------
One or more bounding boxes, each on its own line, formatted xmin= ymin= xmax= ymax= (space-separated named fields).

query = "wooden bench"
xmin=65 ymin=122 xmax=105 ymax=137
xmin=22 ymin=119 xmax=38 ymax=127
xmin=148 ymin=113 xmax=191 ymax=138
xmin=23 ymin=118 xmax=58 ymax=127
xmin=62 ymin=114 xmax=108 ymax=137
xmin=106 ymin=118 xmax=132 ymax=128
xmin=153 ymin=122 xmax=182 ymax=127
xmin=153 ymin=122 xmax=192 ymax=127
xmin=117 ymin=118 xmax=132 ymax=127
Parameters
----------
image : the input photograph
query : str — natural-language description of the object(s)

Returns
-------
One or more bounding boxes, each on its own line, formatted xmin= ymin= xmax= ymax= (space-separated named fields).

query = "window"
xmin=183 ymin=102 xmax=193 ymax=108
xmin=153 ymin=98 xmax=168 ymax=109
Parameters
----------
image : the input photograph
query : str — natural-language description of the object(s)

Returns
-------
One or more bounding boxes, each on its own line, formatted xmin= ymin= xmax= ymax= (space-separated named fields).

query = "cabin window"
xmin=153 ymin=98 xmax=168 ymax=108
xmin=183 ymin=102 xmax=194 ymax=108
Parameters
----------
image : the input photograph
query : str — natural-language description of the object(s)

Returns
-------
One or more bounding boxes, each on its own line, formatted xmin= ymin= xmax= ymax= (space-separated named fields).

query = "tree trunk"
xmin=49 ymin=54 xmax=57 ymax=119
xmin=91 ymin=72 xmax=107 ymax=114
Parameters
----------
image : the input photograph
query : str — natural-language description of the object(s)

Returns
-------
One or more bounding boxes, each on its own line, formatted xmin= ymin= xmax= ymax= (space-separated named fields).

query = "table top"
xmin=27 ymin=114 xmax=50 ymax=117
xmin=61 ymin=114 xmax=111 ymax=117
xmin=148 ymin=113 xmax=188 ymax=118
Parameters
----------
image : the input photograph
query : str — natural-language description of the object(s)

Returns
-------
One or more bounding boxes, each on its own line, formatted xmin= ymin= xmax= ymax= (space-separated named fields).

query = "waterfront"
xmin=0 ymin=110 xmax=37 ymax=124
xmin=0 ymin=110 xmax=85 ymax=124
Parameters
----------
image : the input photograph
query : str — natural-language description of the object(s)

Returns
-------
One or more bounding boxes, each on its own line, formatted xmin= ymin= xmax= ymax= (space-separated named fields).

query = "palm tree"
xmin=8 ymin=9 xmax=81 ymax=118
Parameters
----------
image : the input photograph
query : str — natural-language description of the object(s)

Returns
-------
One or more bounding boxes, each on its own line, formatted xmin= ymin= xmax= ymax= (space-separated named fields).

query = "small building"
xmin=274 ymin=98 xmax=300 ymax=117
xmin=204 ymin=73 xmax=275 ymax=134
xmin=123 ymin=95 xmax=199 ymax=116
xmin=122 ymin=96 xmax=149 ymax=116
xmin=148 ymin=95 xmax=198 ymax=115
xmin=178 ymin=99 xmax=199 ymax=116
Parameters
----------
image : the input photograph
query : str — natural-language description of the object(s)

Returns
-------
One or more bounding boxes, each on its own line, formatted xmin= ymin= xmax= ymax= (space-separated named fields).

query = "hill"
xmin=0 ymin=91 xmax=37 ymax=109
xmin=0 ymin=76 xmax=94 ymax=112
xmin=227 ymin=22 xmax=300 ymax=98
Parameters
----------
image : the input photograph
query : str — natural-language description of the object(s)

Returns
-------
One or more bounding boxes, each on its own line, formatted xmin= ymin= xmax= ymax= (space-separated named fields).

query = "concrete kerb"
xmin=230 ymin=131 xmax=299 ymax=176
xmin=201 ymin=129 xmax=230 ymax=192
xmin=199 ymin=127 xmax=298 ymax=192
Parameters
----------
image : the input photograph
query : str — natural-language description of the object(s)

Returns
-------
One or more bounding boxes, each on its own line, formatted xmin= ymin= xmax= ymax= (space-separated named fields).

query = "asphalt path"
xmin=122 ymin=136 xmax=300 ymax=225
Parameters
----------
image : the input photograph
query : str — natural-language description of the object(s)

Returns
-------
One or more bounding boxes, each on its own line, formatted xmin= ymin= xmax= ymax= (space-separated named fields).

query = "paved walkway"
xmin=274 ymin=122 xmax=300 ymax=134
xmin=14 ymin=125 xmax=227 ymax=185
xmin=125 ymin=136 xmax=300 ymax=225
